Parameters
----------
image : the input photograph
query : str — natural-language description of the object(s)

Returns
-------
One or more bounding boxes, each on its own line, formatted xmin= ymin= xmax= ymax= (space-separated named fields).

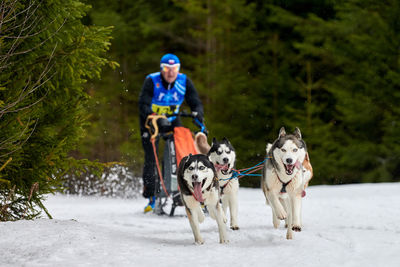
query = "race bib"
xmin=151 ymin=104 xmax=178 ymax=115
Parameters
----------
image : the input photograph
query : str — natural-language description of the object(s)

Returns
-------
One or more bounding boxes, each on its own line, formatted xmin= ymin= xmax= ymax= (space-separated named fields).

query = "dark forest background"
xmin=1 ymin=0 xmax=399 ymax=219
xmin=78 ymin=0 xmax=400 ymax=187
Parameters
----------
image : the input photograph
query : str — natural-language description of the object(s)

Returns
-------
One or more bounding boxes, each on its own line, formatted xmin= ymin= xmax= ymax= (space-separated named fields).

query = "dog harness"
xmin=213 ymin=164 xmax=234 ymax=195
xmin=277 ymin=175 xmax=306 ymax=197
xmin=148 ymin=72 xmax=187 ymax=121
xmin=278 ymin=178 xmax=292 ymax=193
xmin=219 ymin=176 xmax=234 ymax=195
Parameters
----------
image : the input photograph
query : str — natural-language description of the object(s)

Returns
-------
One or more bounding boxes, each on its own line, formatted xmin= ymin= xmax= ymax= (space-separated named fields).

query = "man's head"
xmin=160 ymin=53 xmax=180 ymax=83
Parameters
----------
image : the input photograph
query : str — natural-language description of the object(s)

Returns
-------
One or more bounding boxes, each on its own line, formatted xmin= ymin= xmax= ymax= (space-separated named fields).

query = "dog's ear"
xmin=208 ymin=155 xmax=217 ymax=173
xmin=222 ymin=137 xmax=231 ymax=145
xmin=278 ymin=127 xmax=286 ymax=138
xmin=294 ymin=127 xmax=302 ymax=139
xmin=266 ymin=143 xmax=272 ymax=153
xmin=178 ymin=155 xmax=190 ymax=176
xmin=212 ymin=137 xmax=217 ymax=145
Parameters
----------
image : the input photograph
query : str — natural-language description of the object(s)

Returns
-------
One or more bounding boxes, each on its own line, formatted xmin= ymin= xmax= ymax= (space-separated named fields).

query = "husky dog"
xmin=177 ymin=154 xmax=228 ymax=244
xmin=261 ymin=127 xmax=313 ymax=239
xmin=208 ymin=138 xmax=239 ymax=230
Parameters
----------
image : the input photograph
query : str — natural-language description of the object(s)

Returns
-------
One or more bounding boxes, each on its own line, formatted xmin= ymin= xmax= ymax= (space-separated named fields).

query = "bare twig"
xmin=0 ymin=185 xmax=16 ymax=221
xmin=21 ymin=182 xmax=38 ymax=219
xmin=0 ymin=157 xmax=12 ymax=172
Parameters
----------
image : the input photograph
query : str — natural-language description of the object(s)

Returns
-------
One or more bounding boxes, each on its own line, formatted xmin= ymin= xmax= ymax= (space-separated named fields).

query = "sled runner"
xmin=145 ymin=112 xmax=208 ymax=216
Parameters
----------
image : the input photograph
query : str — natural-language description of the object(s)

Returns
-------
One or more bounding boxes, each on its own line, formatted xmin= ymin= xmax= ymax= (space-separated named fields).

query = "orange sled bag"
xmin=174 ymin=127 xmax=199 ymax=166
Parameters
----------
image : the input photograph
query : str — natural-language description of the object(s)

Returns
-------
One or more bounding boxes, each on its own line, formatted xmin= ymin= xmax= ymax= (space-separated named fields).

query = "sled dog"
xmin=177 ymin=154 xmax=228 ymax=244
xmin=261 ymin=127 xmax=313 ymax=239
xmin=208 ymin=137 xmax=239 ymax=230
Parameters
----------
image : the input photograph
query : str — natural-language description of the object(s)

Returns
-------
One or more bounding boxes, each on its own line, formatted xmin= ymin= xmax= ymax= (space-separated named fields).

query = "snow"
xmin=1 ymin=183 xmax=400 ymax=267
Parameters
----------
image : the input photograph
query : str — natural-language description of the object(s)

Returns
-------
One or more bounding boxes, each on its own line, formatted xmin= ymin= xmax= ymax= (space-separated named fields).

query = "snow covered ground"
xmin=1 ymin=183 xmax=400 ymax=267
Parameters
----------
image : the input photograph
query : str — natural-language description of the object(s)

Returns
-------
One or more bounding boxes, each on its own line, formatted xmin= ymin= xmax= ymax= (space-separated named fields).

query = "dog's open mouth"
xmin=192 ymin=181 xmax=205 ymax=202
xmin=216 ymin=162 xmax=230 ymax=175
xmin=284 ymin=164 xmax=295 ymax=175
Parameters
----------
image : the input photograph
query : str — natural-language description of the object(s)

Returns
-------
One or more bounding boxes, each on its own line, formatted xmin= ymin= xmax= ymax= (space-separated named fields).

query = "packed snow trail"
xmin=1 ymin=183 xmax=400 ymax=266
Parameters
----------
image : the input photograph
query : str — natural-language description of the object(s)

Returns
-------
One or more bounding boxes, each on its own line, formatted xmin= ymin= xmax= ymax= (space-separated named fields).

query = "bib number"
xmin=151 ymin=104 xmax=178 ymax=115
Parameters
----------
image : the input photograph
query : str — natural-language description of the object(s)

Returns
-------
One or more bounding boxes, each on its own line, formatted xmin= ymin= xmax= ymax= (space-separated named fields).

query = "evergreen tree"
xmin=294 ymin=0 xmax=400 ymax=182
xmin=0 ymin=0 xmax=113 ymax=220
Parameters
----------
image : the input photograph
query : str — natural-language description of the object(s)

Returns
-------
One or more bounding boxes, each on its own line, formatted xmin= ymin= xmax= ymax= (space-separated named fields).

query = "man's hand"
xmin=191 ymin=111 xmax=204 ymax=123
xmin=157 ymin=117 xmax=172 ymax=133
xmin=192 ymin=111 xmax=207 ymax=135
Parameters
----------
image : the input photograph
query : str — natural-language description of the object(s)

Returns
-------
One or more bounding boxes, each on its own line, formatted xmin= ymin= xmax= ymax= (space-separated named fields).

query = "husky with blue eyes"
xmin=208 ymin=137 xmax=239 ymax=230
xmin=261 ymin=127 xmax=313 ymax=239
xmin=177 ymin=154 xmax=228 ymax=244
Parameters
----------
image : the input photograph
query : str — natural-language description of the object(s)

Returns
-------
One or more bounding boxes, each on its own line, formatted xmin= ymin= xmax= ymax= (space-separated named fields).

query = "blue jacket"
xmin=147 ymin=72 xmax=186 ymax=117
xmin=138 ymin=72 xmax=203 ymax=133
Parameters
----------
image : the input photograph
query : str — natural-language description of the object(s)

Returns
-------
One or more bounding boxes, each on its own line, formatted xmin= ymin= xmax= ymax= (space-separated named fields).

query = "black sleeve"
xmin=185 ymin=77 xmax=204 ymax=119
xmin=138 ymin=77 xmax=154 ymax=130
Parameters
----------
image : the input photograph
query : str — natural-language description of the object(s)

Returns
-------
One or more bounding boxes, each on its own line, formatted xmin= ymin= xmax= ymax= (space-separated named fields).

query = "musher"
xmin=138 ymin=53 xmax=204 ymax=213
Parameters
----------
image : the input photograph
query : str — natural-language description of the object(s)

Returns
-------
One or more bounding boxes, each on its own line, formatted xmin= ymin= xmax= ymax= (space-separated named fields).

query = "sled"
xmin=145 ymin=112 xmax=208 ymax=216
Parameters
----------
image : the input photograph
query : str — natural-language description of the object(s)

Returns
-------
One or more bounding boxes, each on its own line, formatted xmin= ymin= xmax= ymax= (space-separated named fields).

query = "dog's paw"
xmin=230 ymin=226 xmax=239 ymax=231
xmin=292 ymin=225 xmax=302 ymax=232
xmin=195 ymin=237 xmax=204 ymax=245
xmin=286 ymin=231 xmax=293 ymax=240
xmin=219 ymin=238 xmax=229 ymax=244
xmin=273 ymin=215 xmax=280 ymax=229
xmin=276 ymin=209 xmax=287 ymax=220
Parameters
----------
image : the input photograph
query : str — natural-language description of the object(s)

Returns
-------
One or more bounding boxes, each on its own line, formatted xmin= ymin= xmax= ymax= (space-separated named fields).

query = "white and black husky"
xmin=177 ymin=154 xmax=228 ymax=244
xmin=261 ymin=127 xmax=313 ymax=239
xmin=208 ymin=138 xmax=239 ymax=230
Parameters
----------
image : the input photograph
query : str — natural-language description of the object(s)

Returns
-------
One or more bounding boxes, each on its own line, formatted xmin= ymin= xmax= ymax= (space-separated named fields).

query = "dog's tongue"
xmin=215 ymin=164 xmax=229 ymax=171
xmin=295 ymin=160 xmax=302 ymax=169
xmin=193 ymin=182 xmax=204 ymax=202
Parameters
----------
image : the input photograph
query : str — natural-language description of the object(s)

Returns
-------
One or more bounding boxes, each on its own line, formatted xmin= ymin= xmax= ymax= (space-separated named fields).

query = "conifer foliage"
xmin=81 ymin=0 xmax=400 ymax=187
xmin=0 ymin=0 xmax=113 ymax=220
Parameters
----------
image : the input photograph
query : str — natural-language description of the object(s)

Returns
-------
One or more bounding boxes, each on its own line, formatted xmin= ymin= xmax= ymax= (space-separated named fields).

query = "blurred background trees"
xmin=79 ymin=0 xmax=400 ymax=187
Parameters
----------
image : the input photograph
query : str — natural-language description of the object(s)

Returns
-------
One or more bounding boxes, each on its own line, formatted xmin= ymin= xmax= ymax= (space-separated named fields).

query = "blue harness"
xmin=219 ymin=158 xmax=267 ymax=182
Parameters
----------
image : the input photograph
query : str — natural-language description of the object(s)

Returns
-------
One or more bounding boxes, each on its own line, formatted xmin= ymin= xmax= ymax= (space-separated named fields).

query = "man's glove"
xmin=191 ymin=111 xmax=204 ymax=123
xmin=157 ymin=117 xmax=172 ymax=133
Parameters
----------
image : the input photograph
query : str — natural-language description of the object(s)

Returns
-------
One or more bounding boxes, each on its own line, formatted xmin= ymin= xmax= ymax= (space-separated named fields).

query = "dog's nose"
xmin=192 ymin=174 xmax=198 ymax=181
xmin=286 ymin=158 xmax=293 ymax=164
xmin=223 ymin=158 xmax=229 ymax=164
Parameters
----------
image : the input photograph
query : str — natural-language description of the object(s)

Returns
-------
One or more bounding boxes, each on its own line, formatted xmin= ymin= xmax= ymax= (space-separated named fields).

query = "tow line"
xmin=218 ymin=158 xmax=270 ymax=182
